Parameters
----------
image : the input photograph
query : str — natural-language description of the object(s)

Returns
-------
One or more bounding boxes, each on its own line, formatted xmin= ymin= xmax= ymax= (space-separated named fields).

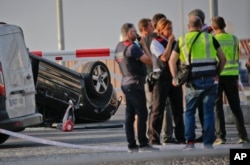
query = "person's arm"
xmin=150 ymin=39 xmax=165 ymax=64
xmin=212 ymin=37 xmax=226 ymax=75
xmin=139 ymin=38 xmax=152 ymax=65
xmin=216 ymin=47 xmax=226 ymax=75
xmin=168 ymin=50 xmax=180 ymax=86
xmin=160 ymin=34 xmax=175 ymax=62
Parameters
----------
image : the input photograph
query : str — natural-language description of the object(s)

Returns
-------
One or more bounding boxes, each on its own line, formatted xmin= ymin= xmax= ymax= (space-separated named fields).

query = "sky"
xmin=1 ymin=0 xmax=250 ymax=51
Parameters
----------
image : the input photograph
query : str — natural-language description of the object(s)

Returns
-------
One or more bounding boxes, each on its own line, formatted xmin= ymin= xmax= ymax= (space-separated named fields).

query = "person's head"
xmin=120 ymin=23 xmax=137 ymax=42
xmin=188 ymin=16 xmax=202 ymax=31
xmin=138 ymin=18 xmax=154 ymax=37
xmin=155 ymin=18 xmax=173 ymax=38
xmin=188 ymin=9 xmax=205 ymax=25
xmin=211 ymin=16 xmax=226 ymax=31
xmin=152 ymin=13 xmax=167 ymax=29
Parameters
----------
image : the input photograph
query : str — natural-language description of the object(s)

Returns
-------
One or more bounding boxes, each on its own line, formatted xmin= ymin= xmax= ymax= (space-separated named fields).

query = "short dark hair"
xmin=121 ymin=23 xmax=134 ymax=37
xmin=189 ymin=16 xmax=202 ymax=28
xmin=138 ymin=18 xmax=151 ymax=32
xmin=188 ymin=9 xmax=205 ymax=24
xmin=212 ymin=16 xmax=226 ymax=29
xmin=152 ymin=13 xmax=166 ymax=29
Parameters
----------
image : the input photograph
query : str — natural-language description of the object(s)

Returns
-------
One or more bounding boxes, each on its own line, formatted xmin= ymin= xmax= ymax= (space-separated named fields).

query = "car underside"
xmin=30 ymin=53 xmax=121 ymax=126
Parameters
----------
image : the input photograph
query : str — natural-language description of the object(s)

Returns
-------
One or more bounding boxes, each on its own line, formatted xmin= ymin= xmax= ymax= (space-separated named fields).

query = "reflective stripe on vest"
xmin=215 ymin=33 xmax=239 ymax=76
xmin=179 ymin=32 xmax=217 ymax=77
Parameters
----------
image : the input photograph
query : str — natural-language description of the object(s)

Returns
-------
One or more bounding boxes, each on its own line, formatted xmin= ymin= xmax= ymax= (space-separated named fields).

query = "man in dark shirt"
xmin=115 ymin=23 xmax=158 ymax=153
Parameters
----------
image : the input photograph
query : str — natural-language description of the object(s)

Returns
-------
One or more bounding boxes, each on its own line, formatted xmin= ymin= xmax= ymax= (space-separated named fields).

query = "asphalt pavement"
xmin=1 ymin=104 xmax=249 ymax=165
xmin=94 ymin=104 xmax=250 ymax=165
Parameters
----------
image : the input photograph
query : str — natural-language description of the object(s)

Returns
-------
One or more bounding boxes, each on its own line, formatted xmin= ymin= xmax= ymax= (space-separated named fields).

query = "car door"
xmin=0 ymin=25 xmax=36 ymax=118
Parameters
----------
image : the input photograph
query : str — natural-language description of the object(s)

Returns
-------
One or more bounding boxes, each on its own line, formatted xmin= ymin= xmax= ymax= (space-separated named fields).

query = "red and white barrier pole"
xmin=30 ymin=48 xmax=115 ymax=61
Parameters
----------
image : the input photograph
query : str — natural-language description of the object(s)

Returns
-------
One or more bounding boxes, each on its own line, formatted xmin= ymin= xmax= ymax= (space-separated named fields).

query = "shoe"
xmin=204 ymin=145 xmax=214 ymax=149
xmin=213 ymin=138 xmax=226 ymax=145
xmin=149 ymin=140 xmax=162 ymax=145
xmin=238 ymin=138 xmax=249 ymax=144
xmin=128 ymin=146 xmax=139 ymax=153
xmin=162 ymin=137 xmax=178 ymax=145
xmin=194 ymin=136 xmax=203 ymax=143
xmin=183 ymin=142 xmax=195 ymax=151
xmin=139 ymin=144 xmax=160 ymax=152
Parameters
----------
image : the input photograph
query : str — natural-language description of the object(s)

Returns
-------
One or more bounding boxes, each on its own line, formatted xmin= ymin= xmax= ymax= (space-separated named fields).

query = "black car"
xmin=30 ymin=53 xmax=121 ymax=126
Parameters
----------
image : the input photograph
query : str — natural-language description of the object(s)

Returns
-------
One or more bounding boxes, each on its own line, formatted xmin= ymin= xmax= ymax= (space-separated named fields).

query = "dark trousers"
xmin=121 ymin=84 xmax=148 ymax=148
xmin=145 ymin=79 xmax=174 ymax=140
xmin=215 ymin=76 xmax=248 ymax=140
xmin=162 ymin=98 xmax=174 ymax=141
xmin=150 ymin=77 xmax=185 ymax=143
xmin=197 ymin=101 xmax=204 ymax=135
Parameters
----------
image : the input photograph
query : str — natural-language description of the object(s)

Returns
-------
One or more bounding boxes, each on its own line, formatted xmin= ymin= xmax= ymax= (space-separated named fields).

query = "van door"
xmin=0 ymin=25 xmax=36 ymax=118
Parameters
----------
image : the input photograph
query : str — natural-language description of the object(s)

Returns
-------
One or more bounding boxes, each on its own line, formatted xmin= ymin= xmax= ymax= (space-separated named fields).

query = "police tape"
xmin=0 ymin=128 xmax=127 ymax=152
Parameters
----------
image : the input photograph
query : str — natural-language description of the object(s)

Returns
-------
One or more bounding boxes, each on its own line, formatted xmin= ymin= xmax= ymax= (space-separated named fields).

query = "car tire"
xmin=0 ymin=133 xmax=9 ymax=144
xmin=82 ymin=61 xmax=111 ymax=98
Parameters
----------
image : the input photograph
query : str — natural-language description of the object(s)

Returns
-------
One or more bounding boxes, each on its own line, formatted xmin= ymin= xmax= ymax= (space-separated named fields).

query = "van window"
xmin=4 ymin=35 xmax=30 ymax=71
xmin=0 ymin=29 xmax=31 ymax=87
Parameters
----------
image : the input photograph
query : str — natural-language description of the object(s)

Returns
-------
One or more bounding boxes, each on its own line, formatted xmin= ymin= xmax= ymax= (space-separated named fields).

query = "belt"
xmin=192 ymin=75 xmax=214 ymax=80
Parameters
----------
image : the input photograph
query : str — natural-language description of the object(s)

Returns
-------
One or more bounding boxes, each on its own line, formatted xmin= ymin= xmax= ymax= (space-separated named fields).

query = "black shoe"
xmin=162 ymin=137 xmax=178 ymax=145
xmin=195 ymin=136 xmax=203 ymax=143
xmin=128 ymin=146 xmax=139 ymax=153
xmin=128 ymin=145 xmax=139 ymax=153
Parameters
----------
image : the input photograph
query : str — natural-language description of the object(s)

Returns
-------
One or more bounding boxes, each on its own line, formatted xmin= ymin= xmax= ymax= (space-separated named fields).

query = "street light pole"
xmin=56 ymin=0 xmax=65 ymax=50
xmin=209 ymin=0 xmax=218 ymax=19
xmin=179 ymin=0 xmax=185 ymax=36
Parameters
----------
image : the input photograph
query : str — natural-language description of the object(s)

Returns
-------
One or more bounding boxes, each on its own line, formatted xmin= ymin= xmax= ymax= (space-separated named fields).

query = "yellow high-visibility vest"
xmin=178 ymin=31 xmax=217 ymax=77
xmin=214 ymin=33 xmax=239 ymax=76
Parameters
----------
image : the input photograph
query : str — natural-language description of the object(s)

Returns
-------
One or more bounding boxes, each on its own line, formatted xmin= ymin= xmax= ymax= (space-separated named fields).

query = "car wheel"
xmin=0 ymin=133 xmax=9 ymax=144
xmin=82 ymin=61 xmax=111 ymax=98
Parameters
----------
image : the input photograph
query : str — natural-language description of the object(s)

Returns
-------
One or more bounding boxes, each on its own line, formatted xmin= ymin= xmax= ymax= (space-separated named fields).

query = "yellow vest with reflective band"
xmin=178 ymin=31 xmax=218 ymax=78
xmin=214 ymin=33 xmax=239 ymax=76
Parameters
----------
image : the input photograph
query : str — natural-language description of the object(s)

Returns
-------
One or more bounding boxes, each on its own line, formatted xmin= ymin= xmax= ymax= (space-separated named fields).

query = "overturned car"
xmin=30 ymin=53 xmax=121 ymax=126
xmin=0 ymin=23 xmax=120 ymax=144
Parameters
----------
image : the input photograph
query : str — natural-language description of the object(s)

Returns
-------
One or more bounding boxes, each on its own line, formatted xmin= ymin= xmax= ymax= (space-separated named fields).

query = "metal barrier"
xmin=30 ymin=48 xmax=122 ymax=93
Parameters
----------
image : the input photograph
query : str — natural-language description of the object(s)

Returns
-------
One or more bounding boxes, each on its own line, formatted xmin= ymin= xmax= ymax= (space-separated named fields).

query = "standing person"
xmin=188 ymin=8 xmax=213 ymax=143
xmin=169 ymin=16 xmax=226 ymax=150
xmin=137 ymin=18 xmax=154 ymax=138
xmin=141 ymin=14 xmax=177 ymax=144
xmin=212 ymin=16 xmax=249 ymax=144
xmin=149 ymin=18 xmax=185 ymax=145
xmin=114 ymin=23 xmax=159 ymax=152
